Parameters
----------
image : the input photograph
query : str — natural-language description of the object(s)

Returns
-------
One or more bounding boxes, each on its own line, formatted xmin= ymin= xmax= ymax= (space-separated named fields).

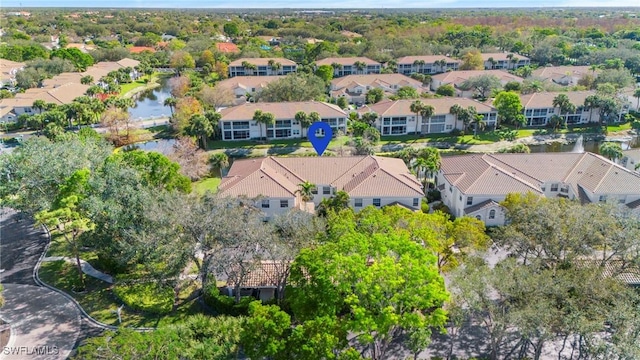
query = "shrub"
xmin=203 ymin=284 xmax=256 ymax=316
xmin=113 ymin=282 xmax=174 ymax=315
xmin=421 ymin=199 xmax=429 ymax=213
xmin=432 ymin=203 xmax=453 ymax=218
xmin=449 ymin=128 xmax=464 ymax=136
xmin=426 ymin=189 xmax=442 ymax=203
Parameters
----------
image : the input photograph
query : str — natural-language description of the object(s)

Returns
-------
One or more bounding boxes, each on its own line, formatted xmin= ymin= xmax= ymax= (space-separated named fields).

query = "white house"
xmin=329 ymin=74 xmax=426 ymax=105
xmin=519 ymin=91 xmax=605 ymax=126
xmin=228 ymin=58 xmax=297 ymax=77
xmin=430 ymin=70 xmax=524 ymax=98
xmin=215 ymin=76 xmax=283 ymax=104
xmin=396 ymin=55 xmax=460 ymax=75
xmin=531 ymin=65 xmax=599 ymax=86
xmin=481 ymin=53 xmax=531 ymax=70
xmin=218 ymin=155 xmax=424 ymax=218
xmin=437 ymin=152 xmax=640 ymax=226
xmin=360 ymin=98 xmax=497 ymax=136
xmin=218 ymin=101 xmax=347 ymax=141
xmin=0 ymin=59 xmax=25 ymax=88
xmin=315 ymin=57 xmax=381 ymax=77
xmin=620 ymin=149 xmax=640 ymax=172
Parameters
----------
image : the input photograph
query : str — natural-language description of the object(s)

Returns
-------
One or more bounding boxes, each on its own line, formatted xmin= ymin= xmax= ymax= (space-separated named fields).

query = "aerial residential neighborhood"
xmin=0 ymin=5 xmax=639 ymax=360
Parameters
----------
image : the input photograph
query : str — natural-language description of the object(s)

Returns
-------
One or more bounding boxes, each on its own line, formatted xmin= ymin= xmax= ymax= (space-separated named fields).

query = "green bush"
xmin=113 ymin=282 xmax=174 ymax=315
xmin=421 ymin=199 xmax=429 ymax=213
xmin=432 ymin=202 xmax=453 ymax=218
xmin=426 ymin=189 xmax=442 ymax=203
xmin=203 ymin=284 xmax=256 ymax=316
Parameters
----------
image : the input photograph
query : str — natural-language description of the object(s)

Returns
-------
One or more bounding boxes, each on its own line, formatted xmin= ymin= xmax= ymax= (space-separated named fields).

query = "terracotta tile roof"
xmin=129 ymin=46 xmax=156 ymax=53
xmin=115 ymin=58 xmax=140 ymax=69
xmin=330 ymin=74 xmax=423 ymax=90
xmin=219 ymin=156 xmax=424 ymax=199
xmin=519 ymin=91 xmax=595 ymax=109
xmin=480 ymin=52 xmax=530 ymax=61
xmin=215 ymin=42 xmax=240 ymax=53
xmin=362 ymin=98 xmax=496 ymax=117
xmin=0 ymin=59 xmax=25 ymax=80
xmin=464 ymin=199 xmax=501 ymax=214
xmin=219 ymin=101 xmax=346 ymax=121
xmin=340 ymin=30 xmax=363 ymax=38
xmin=226 ymin=261 xmax=288 ymax=288
xmin=441 ymin=153 xmax=640 ymax=197
xmin=229 ymin=57 xmax=297 ymax=67
xmin=0 ymin=82 xmax=89 ymax=107
xmin=396 ymin=55 xmax=460 ymax=65
xmin=576 ymin=260 xmax=640 ymax=286
xmin=316 ymin=57 xmax=380 ymax=67
xmin=532 ymin=66 xmax=596 ymax=80
xmin=216 ymin=76 xmax=283 ymax=91
xmin=432 ymin=70 xmax=523 ymax=86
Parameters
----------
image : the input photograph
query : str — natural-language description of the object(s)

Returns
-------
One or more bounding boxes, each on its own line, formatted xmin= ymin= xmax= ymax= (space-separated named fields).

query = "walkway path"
xmin=41 ymin=257 xmax=113 ymax=284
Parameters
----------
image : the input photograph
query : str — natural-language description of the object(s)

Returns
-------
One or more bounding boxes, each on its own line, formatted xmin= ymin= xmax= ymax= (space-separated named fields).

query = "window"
xmin=311 ymin=187 xmax=318 ymax=195
xmin=373 ymin=198 xmax=381 ymax=207
xmin=323 ymin=186 xmax=331 ymax=195
xmin=354 ymin=198 xmax=363 ymax=207
xmin=619 ymin=197 xmax=626 ymax=204
xmin=413 ymin=198 xmax=420 ymax=207
xmin=449 ymin=186 xmax=452 ymax=193
xmin=475 ymin=215 xmax=482 ymax=220
xmin=261 ymin=199 xmax=270 ymax=208
xmin=599 ymin=195 xmax=606 ymax=202
xmin=467 ymin=197 xmax=473 ymax=206
xmin=489 ymin=209 xmax=496 ymax=219
xmin=280 ymin=200 xmax=288 ymax=208
xmin=560 ymin=185 xmax=569 ymax=194
xmin=551 ymin=183 xmax=558 ymax=192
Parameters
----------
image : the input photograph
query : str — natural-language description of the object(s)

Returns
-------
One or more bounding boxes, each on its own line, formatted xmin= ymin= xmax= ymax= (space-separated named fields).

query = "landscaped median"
xmin=38 ymin=232 xmax=206 ymax=328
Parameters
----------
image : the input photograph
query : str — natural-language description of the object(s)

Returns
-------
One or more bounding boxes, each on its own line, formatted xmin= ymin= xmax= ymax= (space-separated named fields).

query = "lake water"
xmin=128 ymin=78 xmax=173 ymax=121
xmin=528 ymin=136 xmax=639 ymax=154
xmin=123 ymin=138 xmax=176 ymax=155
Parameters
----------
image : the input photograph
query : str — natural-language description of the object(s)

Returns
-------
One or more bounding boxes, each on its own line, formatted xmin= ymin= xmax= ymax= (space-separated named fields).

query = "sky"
xmin=1 ymin=0 xmax=639 ymax=8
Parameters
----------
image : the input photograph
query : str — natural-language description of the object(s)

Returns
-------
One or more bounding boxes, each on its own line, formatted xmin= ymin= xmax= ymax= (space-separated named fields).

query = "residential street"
xmin=0 ymin=208 xmax=103 ymax=360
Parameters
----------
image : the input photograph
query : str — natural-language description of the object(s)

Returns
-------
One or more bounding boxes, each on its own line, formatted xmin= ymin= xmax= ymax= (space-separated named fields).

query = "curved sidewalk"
xmin=0 ymin=284 xmax=80 ymax=360
xmin=41 ymin=257 xmax=113 ymax=284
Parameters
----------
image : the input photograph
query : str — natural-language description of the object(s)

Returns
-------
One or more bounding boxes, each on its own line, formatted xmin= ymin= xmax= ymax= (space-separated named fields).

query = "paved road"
xmin=0 ymin=208 xmax=96 ymax=360
xmin=1 ymin=284 xmax=80 ymax=360
xmin=0 ymin=209 xmax=48 ymax=286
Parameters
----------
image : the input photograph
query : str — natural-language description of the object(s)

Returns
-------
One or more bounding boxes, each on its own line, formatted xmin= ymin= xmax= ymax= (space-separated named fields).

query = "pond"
xmin=527 ymin=135 xmax=639 ymax=154
xmin=123 ymin=139 xmax=176 ymax=155
xmin=128 ymin=78 xmax=173 ymax=121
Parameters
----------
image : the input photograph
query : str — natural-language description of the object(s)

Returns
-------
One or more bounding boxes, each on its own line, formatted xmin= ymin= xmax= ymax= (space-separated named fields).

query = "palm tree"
xmin=412 ymin=147 xmax=441 ymax=191
xmin=354 ymin=61 xmax=367 ymax=74
xmin=487 ymin=57 xmax=497 ymax=70
xmin=413 ymin=59 xmax=426 ymax=73
xmin=331 ymin=62 xmax=343 ymax=74
xmin=449 ymin=104 xmax=465 ymax=130
xmin=420 ymin=105 xmax=435 ymax=135
xmin=296 ymin=180 xmax=316 ymax=211
xmin=205 ymin=110 xmax=222 ymax=140
xmin=410 ymin=100 xmax=424 ymax=135
xmin=510 ymin=56 xmax=520 ymax=69
xmin=386 ymin=59 xmax=397 ymax=72
xmin=253 ymin=110 xmax=275 ymax=140
xmin=633 ymin=88 xmax=640 ymax=111
xmin=86 ymin=85 xmax=103 ymax=97
xmin=188 ymin=114 xmax=214 ymax=149
xmin=506 ymin=53 xmax=514 ymax=69
xmin=209 ymin=152 xmax=229 ymax=177
xmin=32 ymin=99 xmax=46 ymax=114
xmin=584 ymin=95 xmax=600 ymax=124
xmin=552 ymin=93 xmax=576 ymax=125
xmin=164 ymin=97 xmax=177 ymax=116
xmin=599 ymin=142 xmax=623 ymax=161
xmin=437 ymin=59 xmax=448 ymax=73
xmin=470 ymin=114 xmax=486 ymax=138
xmin=295 ymin=111 xmax=312 ymax=138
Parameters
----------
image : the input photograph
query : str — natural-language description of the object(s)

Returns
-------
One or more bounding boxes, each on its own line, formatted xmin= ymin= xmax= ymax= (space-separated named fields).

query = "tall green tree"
xmin=493 ymin=91 xmax=526 ymax=128
xmin=253 ymin=110 xmax=275 ymax=140
xmin=35 ymin=169 xmax=94 ymax=290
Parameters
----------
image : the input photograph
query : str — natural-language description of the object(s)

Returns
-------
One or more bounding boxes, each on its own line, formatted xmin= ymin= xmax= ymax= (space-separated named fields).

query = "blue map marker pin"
xmin=307 ymin=122 xmax=333 ymax=156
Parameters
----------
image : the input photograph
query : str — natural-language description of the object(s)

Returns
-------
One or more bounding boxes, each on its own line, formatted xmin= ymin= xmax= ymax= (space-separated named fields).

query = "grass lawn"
xmin=193 ymin=177 xmax=221 ymax=195
xmin=46 ymin=233 xmax=98 ymax=264
xmin=39 ymin=260 xmax=208 ymax=328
